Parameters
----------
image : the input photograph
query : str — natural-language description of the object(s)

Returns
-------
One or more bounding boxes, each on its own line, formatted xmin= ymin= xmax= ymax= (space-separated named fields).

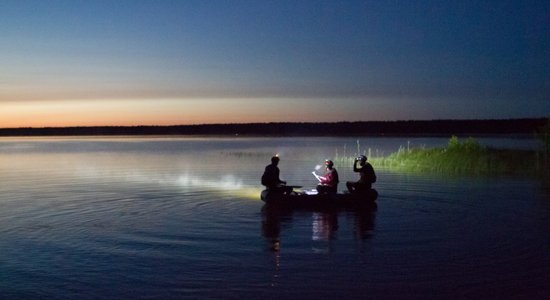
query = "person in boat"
xmin=346 ymin=155 xmax=376 ymax=193
xmin=261 ymin=156 xmax=293 ymax=194
xmin=315 ymin=159 xmax=339 ymax=194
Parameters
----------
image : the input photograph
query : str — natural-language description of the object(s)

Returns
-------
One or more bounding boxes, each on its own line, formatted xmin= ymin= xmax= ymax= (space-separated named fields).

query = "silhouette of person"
xmin=261 ymin=156 xmax=292 ymax=194
xmin=346 ymin=155 xmax=376 ymax=193
xmin=315 ymin=160 xmax=339 ymax=194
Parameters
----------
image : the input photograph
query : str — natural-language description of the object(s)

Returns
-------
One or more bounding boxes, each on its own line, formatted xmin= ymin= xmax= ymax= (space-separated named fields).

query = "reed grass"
xmin=341 ymin=136 xmax=550 ymax=177
xmin=222 ymin=134 xmax=550 ymax=177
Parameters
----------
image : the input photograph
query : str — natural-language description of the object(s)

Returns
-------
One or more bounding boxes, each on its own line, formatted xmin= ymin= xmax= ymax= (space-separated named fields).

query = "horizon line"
xmin=1 ymin=117 xmax=548 ymax=130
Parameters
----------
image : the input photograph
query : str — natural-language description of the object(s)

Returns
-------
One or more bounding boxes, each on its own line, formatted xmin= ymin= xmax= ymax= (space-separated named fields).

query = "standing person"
xmin=314 ymin=160 xmax=339 ymax=194
xmin=346 ymin=155 xmax=376 ymax=193
xmin=261 ymin=156 xmax=292 ymax=194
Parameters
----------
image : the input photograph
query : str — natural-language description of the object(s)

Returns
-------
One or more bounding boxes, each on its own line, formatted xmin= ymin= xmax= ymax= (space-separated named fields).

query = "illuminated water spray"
xmin=176 ymin=174 xmax=243 ymax=190
xmin=74 ymin=161 xmax=263 ymax=201
xmin=175 ymin=173 xmax=261 ymax=200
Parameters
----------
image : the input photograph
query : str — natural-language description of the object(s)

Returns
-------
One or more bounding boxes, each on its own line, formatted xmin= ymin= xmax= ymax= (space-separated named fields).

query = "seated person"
xmin=346 ymin=155 xmax=376 ymax=193
xmin=315 ymin=160 xmax=339 ymax=194
xmin=261 ymin=156 xmax=293 ymax=194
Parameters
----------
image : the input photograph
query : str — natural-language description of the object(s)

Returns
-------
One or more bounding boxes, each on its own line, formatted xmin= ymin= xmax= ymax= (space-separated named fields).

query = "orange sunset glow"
xmin=1 ymin=98 xmax=376 ymax=127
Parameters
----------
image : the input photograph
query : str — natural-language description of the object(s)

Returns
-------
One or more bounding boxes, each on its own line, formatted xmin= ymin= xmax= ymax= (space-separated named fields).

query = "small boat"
xmin=260 ymin=188 xmax=378 ymax=209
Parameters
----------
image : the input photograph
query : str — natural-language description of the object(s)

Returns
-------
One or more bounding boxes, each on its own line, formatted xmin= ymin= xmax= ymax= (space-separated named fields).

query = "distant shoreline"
xmin=0 ymin=118 xmax=547 ymax=137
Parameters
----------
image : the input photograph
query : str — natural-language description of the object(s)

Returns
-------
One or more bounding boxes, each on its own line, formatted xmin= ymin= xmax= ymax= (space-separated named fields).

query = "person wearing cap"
xmin=261 ymin=156 xmax=292 ymax=194
xmin=316 ymin=159 xmax=339 ymax=194
xmin=346 ymin=155 xmax=376 ymax=193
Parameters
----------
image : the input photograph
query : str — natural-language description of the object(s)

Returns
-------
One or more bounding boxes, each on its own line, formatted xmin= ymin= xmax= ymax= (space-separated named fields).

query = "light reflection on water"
xmin=0 ymin=136 xmax=549 ymax=299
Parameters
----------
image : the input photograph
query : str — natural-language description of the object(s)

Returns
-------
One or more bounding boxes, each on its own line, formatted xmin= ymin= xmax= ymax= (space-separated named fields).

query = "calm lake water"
xmin=1 ymin=136 xmax=549 ymax=299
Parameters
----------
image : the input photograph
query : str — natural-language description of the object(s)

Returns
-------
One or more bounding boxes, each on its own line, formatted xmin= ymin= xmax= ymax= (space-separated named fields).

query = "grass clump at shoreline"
xmin=368 ymin=136 xmax=549 ymax=177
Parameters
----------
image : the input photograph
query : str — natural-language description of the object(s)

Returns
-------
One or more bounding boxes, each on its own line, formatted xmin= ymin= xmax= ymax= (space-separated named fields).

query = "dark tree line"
xmin=0 ymin=118 xmax=547 ymax=137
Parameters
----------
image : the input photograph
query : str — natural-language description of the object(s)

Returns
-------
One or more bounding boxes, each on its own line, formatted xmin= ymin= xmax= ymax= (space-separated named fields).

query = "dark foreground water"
xmin=0 ymin=137 xmax=549 ymax=299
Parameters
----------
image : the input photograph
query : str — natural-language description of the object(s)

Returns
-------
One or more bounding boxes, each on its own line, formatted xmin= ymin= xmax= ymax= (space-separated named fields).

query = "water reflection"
xmin=311 ymin=211 xmax=338 ymax=241
xmin=261 ymin=204 xmax=377 ymax=288
xmin=261 ymin=203 xmax=377 ymax=252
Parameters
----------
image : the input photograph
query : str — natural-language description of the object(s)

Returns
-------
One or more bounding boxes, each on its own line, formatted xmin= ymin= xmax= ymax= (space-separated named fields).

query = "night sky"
xmin=1 ymin=0 xmax=548 ymax=127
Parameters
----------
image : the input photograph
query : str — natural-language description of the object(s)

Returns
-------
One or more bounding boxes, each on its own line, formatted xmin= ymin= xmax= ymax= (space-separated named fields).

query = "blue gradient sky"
xmin=1 ymin=0 xmax=548 ymax=127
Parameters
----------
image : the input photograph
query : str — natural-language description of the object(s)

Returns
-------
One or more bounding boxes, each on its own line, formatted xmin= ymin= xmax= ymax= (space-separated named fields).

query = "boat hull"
xmin=260 ymin=189 xmax=378 ymax=209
